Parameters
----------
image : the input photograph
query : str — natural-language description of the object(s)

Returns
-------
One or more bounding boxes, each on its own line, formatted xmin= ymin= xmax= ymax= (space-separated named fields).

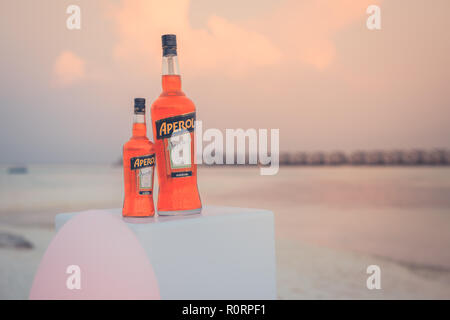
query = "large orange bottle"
xmin=123 ymin=98 xmax=155 ymax=217
xmin=151 ymin=34 xmax=202 ymax=215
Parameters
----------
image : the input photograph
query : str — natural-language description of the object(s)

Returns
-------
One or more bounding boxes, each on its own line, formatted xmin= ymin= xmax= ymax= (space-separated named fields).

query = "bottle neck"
xmin=162 ymin=55 xmax=180 ymax=75
xmin=162 ymin=54 xmax=182 ymax=92
xmin=132 ymin=114 xmax=146 ymax=137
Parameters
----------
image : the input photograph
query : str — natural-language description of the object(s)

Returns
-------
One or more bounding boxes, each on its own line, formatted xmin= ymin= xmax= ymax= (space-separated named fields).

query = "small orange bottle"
xmin=151 ymin=34 xmax=201 ymax=215
xmin=122 ymin=98 xmax=155 ymax=217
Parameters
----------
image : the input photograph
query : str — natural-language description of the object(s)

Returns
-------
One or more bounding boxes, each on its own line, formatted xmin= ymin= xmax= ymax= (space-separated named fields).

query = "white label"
xmin=139 ymin=167 xmax=153 ymax=189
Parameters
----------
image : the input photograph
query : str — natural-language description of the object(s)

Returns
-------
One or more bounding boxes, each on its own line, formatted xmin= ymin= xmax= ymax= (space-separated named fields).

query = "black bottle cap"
xmin=162 ymin=34 xmax=177 ymax=56
xmin=134 ymin=98 xmax=145 ymax=114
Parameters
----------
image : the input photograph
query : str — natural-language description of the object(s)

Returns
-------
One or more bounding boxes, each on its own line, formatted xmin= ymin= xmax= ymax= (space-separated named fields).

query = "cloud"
xmin=52 ymin=51 xmax=86 ymax=87
xmin=255 ymin=0 xmax=382 ymax=70
xmin=107 ymin=0 xmax=282 ymax=76
xmin=107 ymin=0 xmax=383 ymax=75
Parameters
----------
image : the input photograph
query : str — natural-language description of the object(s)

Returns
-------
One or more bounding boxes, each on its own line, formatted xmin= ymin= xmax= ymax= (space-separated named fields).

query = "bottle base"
xmin=157 ymin=207 xmax=202 ymax=216
xmin=122 ymin=213 xmax=155 ymax=218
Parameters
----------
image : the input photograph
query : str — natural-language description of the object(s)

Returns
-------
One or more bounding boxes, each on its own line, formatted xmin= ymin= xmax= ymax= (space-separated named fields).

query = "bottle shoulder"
xmin=150 ymin=94 xmax=196 ymax=118
xmin=151 ymin=92 xmax=194 ymax=105
xmin=124 ymin=137 xmax=154 ymax=152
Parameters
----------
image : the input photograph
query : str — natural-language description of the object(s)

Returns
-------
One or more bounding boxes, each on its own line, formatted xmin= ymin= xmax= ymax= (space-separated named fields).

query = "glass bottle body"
xmin=151 ymin=75 xmax=202 ymax=215
xmin=123 ymin=115 xmax=156 ymax=217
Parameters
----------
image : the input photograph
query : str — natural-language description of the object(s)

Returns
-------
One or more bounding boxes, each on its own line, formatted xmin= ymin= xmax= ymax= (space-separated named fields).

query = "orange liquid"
xmin=122 ymin=122 xmax=155 ymax=217
xmin=151 ymin=75 xmax=202 ymax=213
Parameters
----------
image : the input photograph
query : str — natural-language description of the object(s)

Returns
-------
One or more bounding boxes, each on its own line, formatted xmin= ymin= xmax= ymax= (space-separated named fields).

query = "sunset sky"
xmin=1 ymin=0 xmax=449 ymax=163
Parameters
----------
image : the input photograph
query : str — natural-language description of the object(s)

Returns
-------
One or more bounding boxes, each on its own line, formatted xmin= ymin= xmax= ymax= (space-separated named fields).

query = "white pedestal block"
xmin=55 ymin=206 xmax=276 ymax=299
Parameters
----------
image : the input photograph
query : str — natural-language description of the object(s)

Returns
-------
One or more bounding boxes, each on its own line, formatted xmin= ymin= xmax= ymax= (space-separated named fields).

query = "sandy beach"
xmin=1 ymin=165 xmax=450 ymax=299
xmin=2 ymin=224 xmax=450 ymax=300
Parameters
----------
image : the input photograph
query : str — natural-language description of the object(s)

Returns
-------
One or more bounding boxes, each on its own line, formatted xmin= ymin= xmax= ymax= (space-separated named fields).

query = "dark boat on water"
xmin=7 ymin=166 xmax=28 ymax=174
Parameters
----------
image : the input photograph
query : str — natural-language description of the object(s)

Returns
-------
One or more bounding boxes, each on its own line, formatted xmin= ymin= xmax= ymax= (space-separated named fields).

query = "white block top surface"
xmin=55 ymin=206 xmax=273 ymax=231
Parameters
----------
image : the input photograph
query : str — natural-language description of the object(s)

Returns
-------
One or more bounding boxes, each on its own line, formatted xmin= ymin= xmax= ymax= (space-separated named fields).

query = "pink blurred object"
xmin=29 ymin=210 xmax=160 ymax=300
